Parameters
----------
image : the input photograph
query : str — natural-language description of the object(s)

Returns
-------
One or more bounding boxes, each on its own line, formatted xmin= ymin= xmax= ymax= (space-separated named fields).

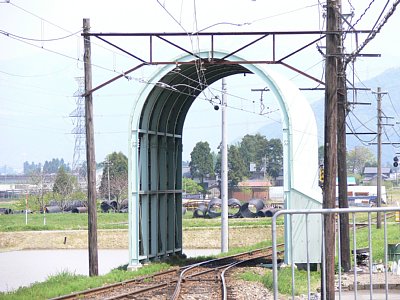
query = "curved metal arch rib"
xmin=128 ymin=51 xmax=322 ymax=267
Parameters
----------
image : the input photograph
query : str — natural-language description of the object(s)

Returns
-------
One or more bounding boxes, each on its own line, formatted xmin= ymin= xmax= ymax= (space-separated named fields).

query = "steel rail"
xmin=50 ymin=268 xmax=179 ymax=300
xmin=172 ymin=245 xmax=285 ymax=300
xmin=103 ymin=247 xmax=276 ymax=299
xmin=221 ymin=246 xmax=285 ymax=300
xmin=53 ymin=246 xmax=285 ymax=300
xmin=355 ymin=211 xmax=396 ymax=229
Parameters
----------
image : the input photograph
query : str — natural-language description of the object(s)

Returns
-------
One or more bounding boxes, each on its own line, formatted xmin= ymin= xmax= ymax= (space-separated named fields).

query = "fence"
xmin=272 ymin=207 xmax=400 ymax=300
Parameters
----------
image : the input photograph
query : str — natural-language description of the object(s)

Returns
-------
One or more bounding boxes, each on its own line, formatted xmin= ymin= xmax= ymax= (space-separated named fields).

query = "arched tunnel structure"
xmin=128 ymin=51 xmax=322 ymax=268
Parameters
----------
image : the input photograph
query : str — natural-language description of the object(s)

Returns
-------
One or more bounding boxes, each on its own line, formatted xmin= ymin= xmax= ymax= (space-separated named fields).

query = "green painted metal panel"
xmin=129 ymin=50 xmax=322 ymax=266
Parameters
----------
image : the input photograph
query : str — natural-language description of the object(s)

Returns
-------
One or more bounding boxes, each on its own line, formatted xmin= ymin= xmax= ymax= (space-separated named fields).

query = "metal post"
xmin=376 ymin=87 xmax=382 ymax=229
xmin=221 ymin=78 xmax=229 ymax=253
xmin=25 ymin=191 xmax=28 ymax=225
xmin=83 ymin=18 xmax=98 ymax=277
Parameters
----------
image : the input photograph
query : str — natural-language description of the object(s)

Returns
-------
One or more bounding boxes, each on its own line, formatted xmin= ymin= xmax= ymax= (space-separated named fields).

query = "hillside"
xmin=257 ymin=67 xmax=400 ymax=166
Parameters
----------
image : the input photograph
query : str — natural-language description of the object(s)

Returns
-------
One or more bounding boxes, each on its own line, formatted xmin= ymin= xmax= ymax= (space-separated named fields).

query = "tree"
xmin=29 ymin=168 xmax=47 ymax=212
xmin=189 ymin=141 xmax=214 ymax=183
xmin=265 ymin=139 xmax=283 ymax=180
xmin=23 ymin=161 xmax=41 ymax=174
xmin=236 ymin=134 xmax=283 ymax=180
xmin=239 ymin=134 xmax=268 ymax=173
xmin=99 ymin=152 xmax=128 ymax=210
xmin=347 ymin=146 xmax=376 ymax=174
xmin=43 ymin=158 xmax=70 ymax=174
xmin=228 ymin=145 xmax=248 ymax=187
xmin=182 ymin=178 xmax=203 ymax=194
xmin=53 ymin=166 xmax=77 ymax=209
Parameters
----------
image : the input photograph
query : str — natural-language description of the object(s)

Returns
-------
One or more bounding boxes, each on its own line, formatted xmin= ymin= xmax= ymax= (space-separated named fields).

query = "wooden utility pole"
xmin=337 ymin=4 xmax=351 ymax=272
xmin=324 ymin=0 xmax=339 ymax=298
xmin=83 ymin=18 xmax=99 ymax=277
xmin=376 ymin=86 xmax=382 ymax=229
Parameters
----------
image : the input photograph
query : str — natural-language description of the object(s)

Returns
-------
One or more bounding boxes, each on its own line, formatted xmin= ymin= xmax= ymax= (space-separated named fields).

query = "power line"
xmin=1 ymin=31 xmax=145 ymax=81
xmin=351 ymin=0 xmax=377 ymax=28
xmin=0 ymin=29 xmax=81 ymax=42
xmin=345 ymin=0 xmax=400 ymax=66
xmin=6 ymin=2 xmax=138 ymax=62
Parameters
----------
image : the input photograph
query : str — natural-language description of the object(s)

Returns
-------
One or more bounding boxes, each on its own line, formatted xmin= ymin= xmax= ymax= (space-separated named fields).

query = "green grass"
xmin=0 ymin=210 xmax=282 ymax=232
xmin=0 ymin=263 xmax=172 ymax=300
xmin=2 ymin=202 xmax=397 ymax=298
xmin=350 ymin=223 xmax=400 ymax=262
xmin=238 ymin=267 xmax=321 ymax=296
xmin=182 ymin=216 xmax=277 ymax=228
xmin=0 ymin=240 xmax=278 ymax=299
xmin=0 ymin=212 xmax=129 ymax=232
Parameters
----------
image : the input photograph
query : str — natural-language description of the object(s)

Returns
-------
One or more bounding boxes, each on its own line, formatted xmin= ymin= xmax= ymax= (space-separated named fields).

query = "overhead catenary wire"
xmin=345 ymin=0 xmax=400 ymax=66
xmin=1 ymin=31 xmax=149 ymax=83
xmin=351 ymin=0 xmax=377 ymax=29
xmin=194 ymin=3 xmax=320 ymax=34
xmin=0 ymin=29 xmax=81 ymax=42
xmin=5 ymin=0 xmax=391 ymax=154
xmin=7 ymin=2 xmax=136 ymax=61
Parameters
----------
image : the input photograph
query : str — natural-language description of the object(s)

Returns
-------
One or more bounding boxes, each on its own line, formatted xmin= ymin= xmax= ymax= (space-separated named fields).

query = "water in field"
xmin=0 ymin=248 xmax=219 ymax=293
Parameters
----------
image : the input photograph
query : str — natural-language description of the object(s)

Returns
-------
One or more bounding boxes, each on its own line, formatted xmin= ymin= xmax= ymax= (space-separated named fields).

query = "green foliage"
xmin=239 ymin=133 xmax=268 ymax=172
xmin=23 ymin=158 xmax=71 ymax=175
xmin=182 ymin=215 xmax=284 ymax=228
xmin=183 ymin=178 xmax=203 ymax=194
xmin=15 ymin=193 xmax=55 ymax=212
xmin=265 ymin=138 xmax=283 ymax=179
xmin=228 ymin=145 xmax=248 ymax=186
xmin=99 ymin=152 xmax=128 ymax=207
xmin=348 ymin=173 xmax=363 ymax=185
xmin=0 ymin=209 xmax=129 ymax=232
xmin=53 ymin=166 xmax=77 ymax=197
xmin=237 ymin=134 xmax=283 ymax=180
xmin=347 ymin=146 xmax=376 ymax=174
xmin=0 ymin=207 xmax=286 ymax=231
xmin=23 ymin=161 xmax=41 ymax=175
xmin=0 ymin=264 xmax=171 ymax=300
xmin=189 ymin=141 xmax=214 ymax=183
xmin=43 ymin=158 xmax=70 ymax=174
xmin=261 ymin=267 xmax=321 ymax=295
xmin=350 ymin=223 xmax=400 ymax=261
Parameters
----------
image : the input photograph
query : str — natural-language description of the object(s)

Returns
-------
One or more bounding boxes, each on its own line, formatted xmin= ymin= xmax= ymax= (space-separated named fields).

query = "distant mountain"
xmin=257 ymin=67 xmax=400 ymax=167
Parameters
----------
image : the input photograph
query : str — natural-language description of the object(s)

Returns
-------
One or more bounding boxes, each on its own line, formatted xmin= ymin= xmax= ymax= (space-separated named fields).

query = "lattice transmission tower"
xmin=70 ymin=77 xmax=86 ymax=184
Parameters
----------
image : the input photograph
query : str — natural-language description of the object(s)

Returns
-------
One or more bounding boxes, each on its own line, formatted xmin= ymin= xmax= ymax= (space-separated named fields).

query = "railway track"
xmin=354 ymin=211 xmax=396 ymax=229
xmin=52 ymin=245 xmax=284 ymax=300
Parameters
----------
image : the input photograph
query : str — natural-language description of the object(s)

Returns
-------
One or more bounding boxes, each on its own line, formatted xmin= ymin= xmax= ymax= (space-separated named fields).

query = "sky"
xmin=1 ymin=0 xmax=400 ymax=172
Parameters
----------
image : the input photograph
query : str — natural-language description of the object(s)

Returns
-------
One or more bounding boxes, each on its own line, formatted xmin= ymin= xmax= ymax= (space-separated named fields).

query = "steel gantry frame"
xmin=81 ymin=29 xmax=372 ymax=267
xmin=82 ymin=30 xmax=373 ymax=97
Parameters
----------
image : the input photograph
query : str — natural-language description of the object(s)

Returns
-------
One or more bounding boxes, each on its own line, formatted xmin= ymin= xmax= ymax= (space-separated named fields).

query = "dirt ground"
xmin=0 ymin=227 xmax=272 ymax=252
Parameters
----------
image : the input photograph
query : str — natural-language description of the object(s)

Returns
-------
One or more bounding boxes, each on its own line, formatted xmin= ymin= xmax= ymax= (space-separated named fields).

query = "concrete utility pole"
xmin=376 ymin=87 xmax=382 ymax=229
xmin=221 ymin=78 xmax=229 ymax=253
xmin=324 ymin=0 xmax=339 ymax=298
xmin=104 ymin=159 xmax=112 ymax=202
xmin=83 ymin=18 xmax=99 ymax=277
xmin=337 ymin=4 xmax=351 ymax=272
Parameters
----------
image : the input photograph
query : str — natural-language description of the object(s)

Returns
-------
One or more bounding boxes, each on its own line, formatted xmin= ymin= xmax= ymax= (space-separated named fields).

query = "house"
xmin=362 ymin=167 xmax=392 ymax=184
xmin=230 ymin=180 xmax=272 ymax=202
